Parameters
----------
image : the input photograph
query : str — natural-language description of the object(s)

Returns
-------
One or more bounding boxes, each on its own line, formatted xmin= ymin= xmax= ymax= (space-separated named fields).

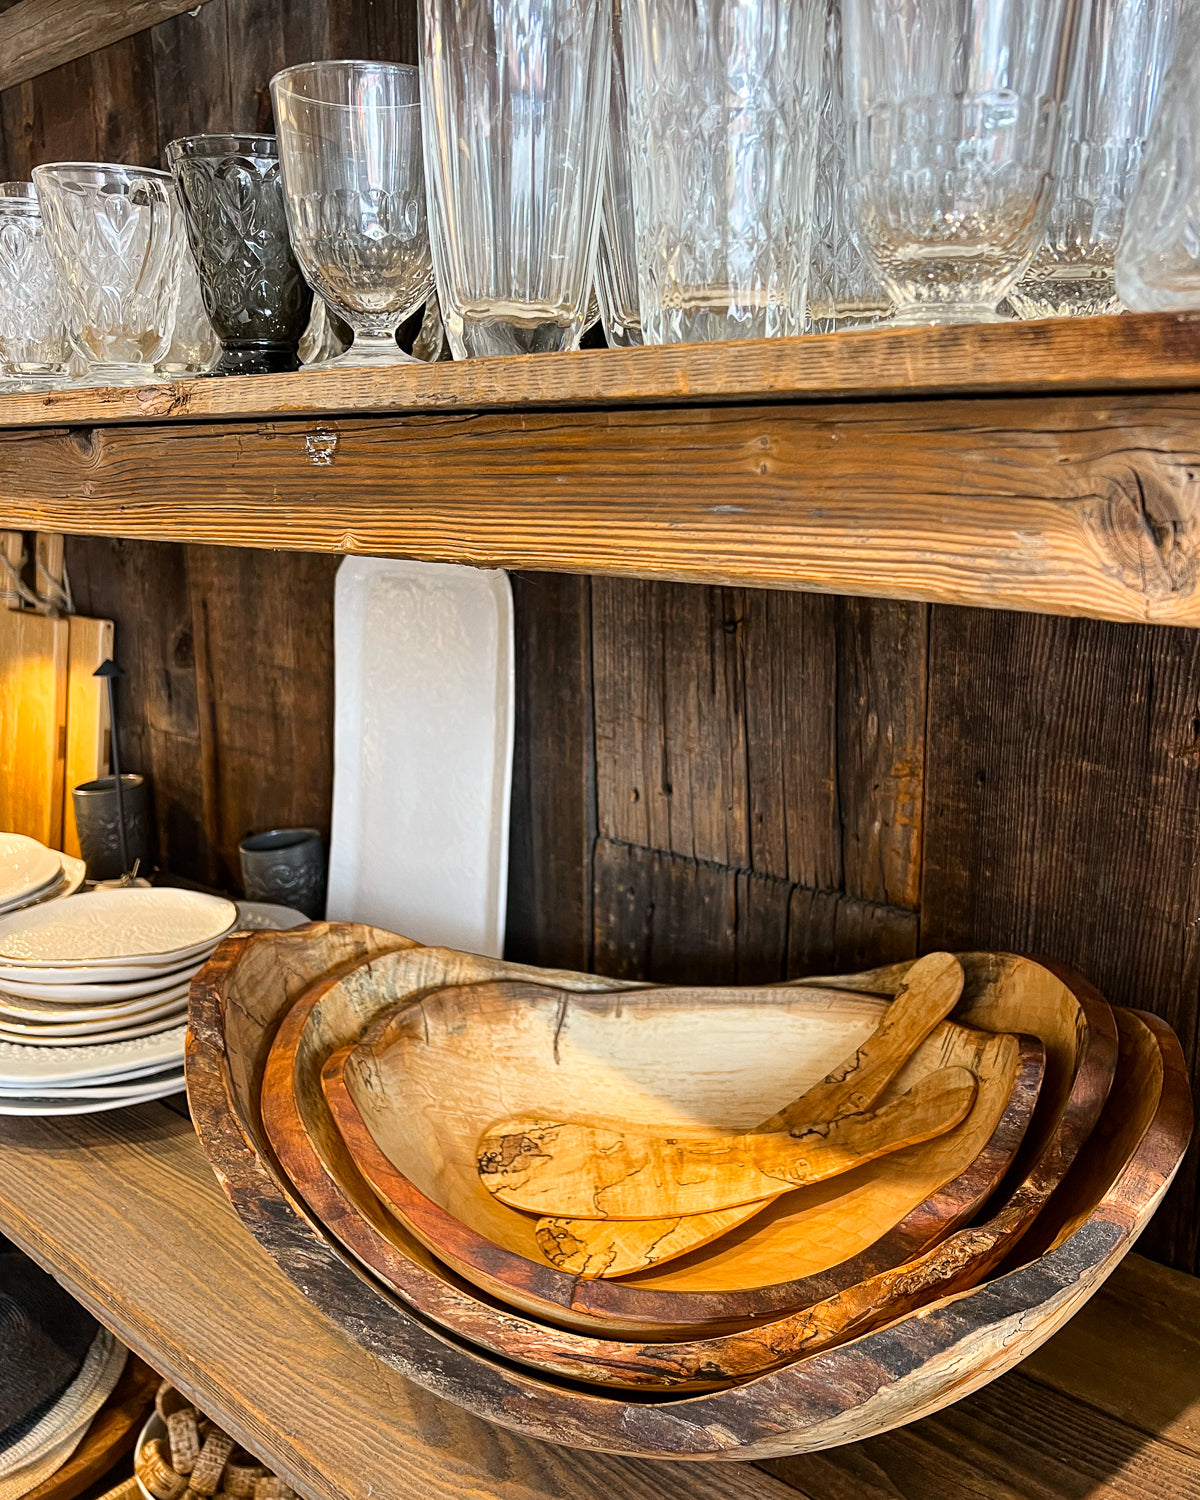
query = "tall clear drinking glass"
xmin=808 ymin=0 xmax=891 ymax=331
xmin=0 ymin=183 xmax=69 ymax=389
xmin=623 ymin=0 xmax=824 ymax=344
xmin=842 ymin=0 xmax=1076 ymax=324
xmin=271 ymin=61 xmax=434 ymax=368
xmin=421 ymin=0 xmax=611 ymax=358
xmin=596 ymin=0 xmax=642 ymax=347
xmin=1010 ymin=0 xmax=1182 ymax=317
xmin=33 ymin=163 xmax=183 ymax=384
xmin=1116 ymin=6 xmax=1200 ymax=310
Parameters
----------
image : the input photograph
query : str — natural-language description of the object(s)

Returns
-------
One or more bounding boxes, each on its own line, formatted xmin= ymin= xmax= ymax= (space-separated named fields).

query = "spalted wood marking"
xmin=0 ymin=0 xmax=218 ymax=94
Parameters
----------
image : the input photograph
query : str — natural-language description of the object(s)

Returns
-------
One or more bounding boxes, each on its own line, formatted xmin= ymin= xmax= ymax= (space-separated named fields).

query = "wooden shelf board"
xmin=0 ymin=1101 xmax=1193 ymax=1500
xmin=0 ymin=313 xmax=1199 ymax=431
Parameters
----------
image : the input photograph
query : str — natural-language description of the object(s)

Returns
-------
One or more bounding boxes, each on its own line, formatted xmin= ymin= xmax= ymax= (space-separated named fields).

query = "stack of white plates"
xmin=0 ymin=832 xmax=85 ymax=917
xmin=0 ymin=888 xmax=238 ymax=1115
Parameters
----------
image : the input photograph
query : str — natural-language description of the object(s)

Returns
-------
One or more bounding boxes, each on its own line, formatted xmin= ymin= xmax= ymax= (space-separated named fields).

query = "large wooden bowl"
xmin=322 ymin=975 xmax=1041 ymax=1331
xmin=186 ymin=924 xmax=1190 ymax=1457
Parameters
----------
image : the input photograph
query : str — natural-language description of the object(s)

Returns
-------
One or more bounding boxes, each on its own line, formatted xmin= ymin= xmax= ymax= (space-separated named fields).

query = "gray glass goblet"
xmin=167 ymin=134 xmax=314 ymax=376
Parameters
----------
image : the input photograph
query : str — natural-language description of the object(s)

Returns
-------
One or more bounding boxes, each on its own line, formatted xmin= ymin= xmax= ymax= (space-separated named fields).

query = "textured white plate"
xmin=234 ymin=901 xmax=310 ymax=932
xmin=0 ymin=977 xmax=191 ymax=1023
xmin=0 ymin=1073 xmax=185 ymax=1115
xmin=0 ymin=1024 xmax=185 ymax=1086
xmin=0 ymin=1011 xmax=186 ymax=1047
xmin=0 ymin=961 xmax=197 ymax=1005
xmin=0 ymin=995 xmax=187 ymax=1036
xmin=327 ymin=557 xmax=513 ymax=956
xmin=0 ymin=889 xmax=237 ymax=968
xmin=0 ymin=1065 xmax=185 ymax=1100
xmin=0 ymin=835 xmax=61 ymax=909
xmin=0 ymin=852 xmax=86 ymax=917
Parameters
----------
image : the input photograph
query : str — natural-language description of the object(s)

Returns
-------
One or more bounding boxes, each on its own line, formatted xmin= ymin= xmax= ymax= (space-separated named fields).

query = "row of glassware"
xmin=2 ymin=0 xmax=1199 ymax=388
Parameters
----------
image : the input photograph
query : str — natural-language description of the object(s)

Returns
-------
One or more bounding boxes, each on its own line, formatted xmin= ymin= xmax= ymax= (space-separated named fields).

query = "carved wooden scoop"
xmin=529 ymin=949 xmax=967 ymax=1273
xmin=478 ymin=1065 xmax=977 ymax=1218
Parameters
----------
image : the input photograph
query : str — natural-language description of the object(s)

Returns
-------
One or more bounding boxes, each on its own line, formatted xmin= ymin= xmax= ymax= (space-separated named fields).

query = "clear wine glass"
xmin=421 ymin=0 xmax=611 ymax=358
xmin=841 ymin=0 xmax=1076 ymax=325
xmin=32 ymin=163 xmax=183 ymax=385
xmin=622 ymin=0 xmax=825 ymax=345
xmin=0 ymin=182 xmax=70 ymax=390
xmin=270 ymin=61 xmax=434 ymax=369
xmin=1010 ymin=0 xmax=1183 ymax=318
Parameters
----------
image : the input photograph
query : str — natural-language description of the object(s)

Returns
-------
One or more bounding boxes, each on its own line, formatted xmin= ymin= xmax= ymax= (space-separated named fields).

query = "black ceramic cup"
xmin=167 ymin=133 xmax=313 ymax=376
xmin=72 ymin=774 xmax=155 ymax=881
xmin=238 ymin=828 xmax=326 ymax=918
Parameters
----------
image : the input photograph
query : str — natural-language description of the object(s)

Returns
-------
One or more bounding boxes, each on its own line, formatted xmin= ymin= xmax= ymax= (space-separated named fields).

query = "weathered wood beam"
xmin=2 ymin=391 xmax=1200 ymax=624
xmin=0 ymin=0 xmax=219 ymax=94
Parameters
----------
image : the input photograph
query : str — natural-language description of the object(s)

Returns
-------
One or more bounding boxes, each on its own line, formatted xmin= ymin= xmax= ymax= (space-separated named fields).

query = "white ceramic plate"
xmin=0 ymin=1073 xmax=186 ymax=1115
xmin=0 ymin=995 xmax=187 ymax=1037
xmin=0 ymin=1066 xmax=185 ymax=1101
xmin=0 ymin=835 xmax=62 ymax=909
xmin=0 ymin=972 xmax=192 ymax=1020
xmin=0 ymin=889 xmax=237 ymax=969
xmin=326 ymin=557 xmax=513 ymax=956
xmin=0 ymin=951 xmax=214 ymax=986
xmin=235 ymin=901 xmax=309 ymax=932
xmin=0 ymin=1024 xmax=185 ymax=1087
xmin=0 ymin=962 xmax=198 ymax=1005
xmin=0 ymin=1011 xmax=187 ymax=1047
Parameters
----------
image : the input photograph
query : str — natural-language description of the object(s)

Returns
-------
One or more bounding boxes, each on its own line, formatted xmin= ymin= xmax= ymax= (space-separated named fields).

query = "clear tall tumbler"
xmin=1010 ymin=0 xmax=1182 ymax=317
xmin=0 ymin=183 xmax=69 ymax=388
xmin=420 ymin=0 xmax=611 ymax=358
xmin=596 ymin=0 xmax=642 ymax=347
xmin=842 ymin=0 xmax=1077 ymax=324
xmin=623 ymin=0 xmax=824 ymax=344
xmin=271 ymin=62 xmax=434 ymax=368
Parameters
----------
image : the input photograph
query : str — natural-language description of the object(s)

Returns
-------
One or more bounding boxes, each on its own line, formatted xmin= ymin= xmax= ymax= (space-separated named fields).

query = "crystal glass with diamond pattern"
xmin=158 ymin=249 xmax=220 ymax=376
xmin=1115 ymin=6 xmax=1200 ymax=311
xmin=842 ymin=0 xmax=1076 ymax=324
xmin=32 ymin=163 xmax=182 ymax=384
xmin=168 ymin=133 xmax=314 ymax=376
xmin=1010 ymin=0 xmax=1182 ymax=318
xmin=596 ymin=0 xmax=642 ymax=347
xmin=623 ymin=0 xmax=824 ymax=345
xmin=0 ymin=183 xmax=70 ymax=389
xmin=421 ymin=0 xmax=611 ymax=358
xmin=270 ymin=61 xmax=433 ymax=368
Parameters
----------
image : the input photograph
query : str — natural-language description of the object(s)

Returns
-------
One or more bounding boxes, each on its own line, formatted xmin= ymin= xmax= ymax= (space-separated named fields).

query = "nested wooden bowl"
xmin=186 ymin=925 xmax=1189 ymax=1454
xmin=320 ymin=975 xmax=1042 ymax=1333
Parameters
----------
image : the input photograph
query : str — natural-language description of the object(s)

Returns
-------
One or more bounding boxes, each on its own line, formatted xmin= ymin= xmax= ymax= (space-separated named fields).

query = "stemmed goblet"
xmin=270 ymin=61 xmax=434 ymax=368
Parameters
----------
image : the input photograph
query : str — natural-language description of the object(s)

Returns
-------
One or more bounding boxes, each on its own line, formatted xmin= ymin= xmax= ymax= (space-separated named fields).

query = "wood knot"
xmin=1084 ymin=461 xmax=1200 ymax=601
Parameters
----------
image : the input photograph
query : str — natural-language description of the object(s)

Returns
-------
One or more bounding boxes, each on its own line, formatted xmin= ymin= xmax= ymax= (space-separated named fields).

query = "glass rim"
xmin=270 ymin=58 xmax=420 ymax=106
xmin=166 ymin=133 xmax=279 ymax=160
xmin=32 ymin=161 xmax=174 ymax=183
xmin=0 ymin=181 xmax=36 ymax=205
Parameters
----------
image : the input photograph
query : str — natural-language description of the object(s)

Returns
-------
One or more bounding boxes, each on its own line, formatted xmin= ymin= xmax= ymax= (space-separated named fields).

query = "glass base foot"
xmin=886 ymin=304 xmax=1012 ymax=328
xmin=80 ymin=366 xmax=173 ymax=388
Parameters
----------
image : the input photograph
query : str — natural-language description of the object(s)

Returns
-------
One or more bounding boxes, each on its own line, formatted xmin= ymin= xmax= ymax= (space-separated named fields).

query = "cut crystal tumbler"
xmin=32 ymin=163 xmax=183 ymax=384
xmin=0 ymin=183 xmax=69 ymax=389
xmin=271 ymin=61 xmax=434 ymax=368
xmin=596 ymin=0 xmax=642 ymax=347
xmin=1010 ymin=0 xmax=1182 ymax=317
xmin=842 ymin=0 xmax=1076 ymax=323
xmin=159 ymin=251 xmax=220 ymax=376
xmin=168 ymin=133 xmax=314 ymax=376
xmin=421 ymin=0 xmax=611 ymax=357
xmin=622 ymin=0 xmax=824 ymax=344
xmin=1114 ymin=6 xmax=1200 ymax=311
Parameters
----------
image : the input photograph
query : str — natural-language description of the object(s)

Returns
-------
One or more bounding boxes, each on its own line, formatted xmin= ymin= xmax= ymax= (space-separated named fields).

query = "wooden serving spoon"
xmin=532 ymin=949 xmax=967 ymax=1273
xmin=478 ymin=1065 xmax=977 ymax=1218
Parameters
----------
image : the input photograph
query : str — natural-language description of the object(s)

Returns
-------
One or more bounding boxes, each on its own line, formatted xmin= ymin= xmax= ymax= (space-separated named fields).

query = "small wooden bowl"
xmin=186 ymin=925 xmax=1189 ymax=1455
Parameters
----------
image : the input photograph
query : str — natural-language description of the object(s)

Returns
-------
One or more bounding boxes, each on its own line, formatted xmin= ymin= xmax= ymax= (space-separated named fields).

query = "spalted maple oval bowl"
xmin=186 ymin=924 xmax=1191 ymax=1457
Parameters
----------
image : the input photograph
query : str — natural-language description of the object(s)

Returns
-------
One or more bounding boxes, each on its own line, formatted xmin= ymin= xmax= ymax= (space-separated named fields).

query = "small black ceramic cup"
xmin=238 ymin=828 xmax=326 ymax=918
xmin=166 ymin=133 xmax=313 ymax=376
xmin=72 ymin=774 xmax=155 ymax=881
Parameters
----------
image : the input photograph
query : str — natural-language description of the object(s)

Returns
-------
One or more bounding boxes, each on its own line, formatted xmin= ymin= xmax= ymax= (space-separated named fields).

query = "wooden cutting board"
xmin=0 ymin=605 xmax=68 ymax=846
xmin=61 ymin=614 xmax=114 ymax=857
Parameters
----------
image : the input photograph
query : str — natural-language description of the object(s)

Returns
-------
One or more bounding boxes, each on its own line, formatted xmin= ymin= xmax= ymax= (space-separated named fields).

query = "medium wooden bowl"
xmin=186 ymin=925 xmax=1188 ymax=1455
xmin=321 ymin=976 xmax=1042 ymax=1332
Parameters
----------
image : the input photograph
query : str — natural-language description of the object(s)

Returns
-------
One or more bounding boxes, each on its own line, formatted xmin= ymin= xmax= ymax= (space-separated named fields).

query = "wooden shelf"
xmin=0 ymin=1099 xmax=1196 ymax=1500
xmin=2 ymin=312 xmax=1200 ymax=623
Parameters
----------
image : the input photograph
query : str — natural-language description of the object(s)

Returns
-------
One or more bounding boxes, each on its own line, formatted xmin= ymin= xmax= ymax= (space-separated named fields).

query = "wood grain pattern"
xmin=0 ymin=603 xmax=67 ymax=844
xmin=184 ymin=928 xmax=1193 ymax=1457
xmin=1 ymin=315 xmax=1200 ymax=431
xmin=9 ymin=391 xmax=1200 ymax=623
xmin=0 ymin=0 xmax=219 ymax=93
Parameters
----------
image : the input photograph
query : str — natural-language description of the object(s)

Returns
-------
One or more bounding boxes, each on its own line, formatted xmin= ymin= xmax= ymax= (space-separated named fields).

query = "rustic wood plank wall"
xmin=0 ymin=0 xmax=1197 ymax=1288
